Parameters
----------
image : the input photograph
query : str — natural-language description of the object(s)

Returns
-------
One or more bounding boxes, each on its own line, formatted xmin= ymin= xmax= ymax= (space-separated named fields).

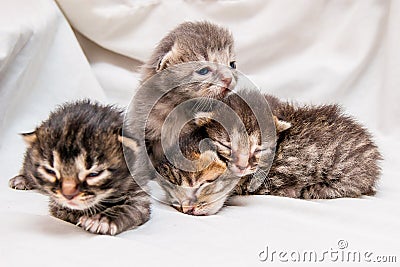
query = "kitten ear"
xmin=157 ymin=51 xmax=173 ymax=72
xmin=20 ymin=131 xmax=37 ymax=146
xmin=194 ymin=112 xmax=214 ymax=126
xmin=118 ymin=135 xmax=138 ymax=152
xmin=156 ymin=42 xmax=179 ymax=72
xmin=273 ymin=116 xmax=291 ymax=133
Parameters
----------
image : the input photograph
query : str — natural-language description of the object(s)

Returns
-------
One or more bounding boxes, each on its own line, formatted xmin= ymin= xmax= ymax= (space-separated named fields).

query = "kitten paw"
xmin=77 ymin=214 xmax=118 ymax=236
xmin=9 ymin=175 xmax=33 ymax=190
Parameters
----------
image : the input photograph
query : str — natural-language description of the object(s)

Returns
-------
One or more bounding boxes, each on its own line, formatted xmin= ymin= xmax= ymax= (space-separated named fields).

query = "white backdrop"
xmin=1 ymin=0 xmax=399 ymax=266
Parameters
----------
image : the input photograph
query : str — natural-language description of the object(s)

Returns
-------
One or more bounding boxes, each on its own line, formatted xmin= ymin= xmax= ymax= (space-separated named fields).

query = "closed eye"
xmin=254 ymin=148 xmax=267 ymax=154
xmin=216 ymin=141 xmax=231 ymax=150
xmin=214 ymin=141 xmax=232 ymax=160
xmin=44 ymin=167 xmax=56 ymax=176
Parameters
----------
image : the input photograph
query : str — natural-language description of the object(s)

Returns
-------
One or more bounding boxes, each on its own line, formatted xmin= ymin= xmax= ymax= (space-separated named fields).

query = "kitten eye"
xmin=197 ymin=201 xmax=207 ymax=208
xmin=254 ymin=148 xmax=267 ymax=154
xmin=217 ymin=141 xmax=231 ymax=150
xmin=44 ymin=167 xmax=56 ymax=176
xmin=196 ymin=67 xmax=211 ymax=75
xmin=86 ymin=170 xmax=104 ymax=178
xmin=229 ymin=61 xmax=236 ymax=69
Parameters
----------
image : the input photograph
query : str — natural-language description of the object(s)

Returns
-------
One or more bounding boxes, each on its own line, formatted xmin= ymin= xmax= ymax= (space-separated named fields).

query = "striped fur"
xmin=9 ymin=101 xmax=150 ymax=235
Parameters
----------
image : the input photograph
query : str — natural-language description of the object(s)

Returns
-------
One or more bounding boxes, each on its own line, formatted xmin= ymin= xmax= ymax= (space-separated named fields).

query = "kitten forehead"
xmin=207 ymin=48 xmax=232 ymax=64
xmin=53 ymin=151 xmax=61 ymax=170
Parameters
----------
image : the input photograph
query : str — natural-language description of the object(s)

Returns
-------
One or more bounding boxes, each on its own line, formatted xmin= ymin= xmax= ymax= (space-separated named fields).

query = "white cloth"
xmin=1 ymin=0 xmax=399 ymax=266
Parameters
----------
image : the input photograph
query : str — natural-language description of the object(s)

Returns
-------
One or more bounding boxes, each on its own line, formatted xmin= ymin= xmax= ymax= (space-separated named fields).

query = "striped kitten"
xmin=141 ymin=21 xmax=237 ymax=82
xmin=128 ymin=21 xmax=238 ymax=163
xmin=198 ymin=92 xmax=382 ymax=199
xmin=154 ymin=128 xmax=238 ymax=216
xmin=194 ymin=91 xmax=288 ymax=178
xmin=246 ymin=100 xmax=382 ymax=198
xmin=9 ymin=101 xmax=150 ymax=235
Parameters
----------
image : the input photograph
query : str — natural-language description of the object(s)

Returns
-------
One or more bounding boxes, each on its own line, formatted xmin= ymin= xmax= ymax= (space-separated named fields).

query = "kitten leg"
xmin=9 ymin=174 xmax=35 ymax=190
xmin=78 ymin=195 xmax=150 ymax=235
xmin=78 ymin=214 xmax=118 ymax=236
xmin=300 ymin=181 xmax=365 ymax=199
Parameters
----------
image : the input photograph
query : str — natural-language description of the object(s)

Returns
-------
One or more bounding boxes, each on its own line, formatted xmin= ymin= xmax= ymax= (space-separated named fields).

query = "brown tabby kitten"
xmin=194 ymin=91 xmax=289 ymax=179
xmin=199 ymin=91 xmax=382 ymax=199
xmin=129 ymin=21 xmax=238 ymax=163
xmin=154 ymin=128 xmax=238 ymax=216
xmin=9 ymin=101 xmax=150 ymax=235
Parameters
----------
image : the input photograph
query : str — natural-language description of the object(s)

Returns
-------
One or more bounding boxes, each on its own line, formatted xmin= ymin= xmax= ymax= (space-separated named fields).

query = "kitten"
xmin=247 ymin=102 xmax=382 ymax=199
xmin=141 ymin=21 xmax=237 ymax=82
xmin=198 ymin=91 xmax=382 ymax=198
xmin=128 ymin=21 xmax=238 ymax=162
xmin=194 ymin=90 xmax=289 ymax=178
xmin=9 ymin=101 xmax=150 ymax=235
xmin=154 ymin=128 xmax=239 ymax=216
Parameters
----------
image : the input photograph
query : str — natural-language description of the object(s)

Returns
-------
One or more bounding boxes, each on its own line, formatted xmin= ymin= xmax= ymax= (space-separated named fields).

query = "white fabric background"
xmin=1 ymin=0 xmax=399 ymax=266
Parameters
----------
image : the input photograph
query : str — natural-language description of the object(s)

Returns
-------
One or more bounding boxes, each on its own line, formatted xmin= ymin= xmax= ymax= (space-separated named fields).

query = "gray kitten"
xmin=9 ymin=101 xmax=150 ymax=235
xmin=127 ymin=21 xmax=238 ymax=164
xmin=141 ymin=21 xmax=236 ymax=82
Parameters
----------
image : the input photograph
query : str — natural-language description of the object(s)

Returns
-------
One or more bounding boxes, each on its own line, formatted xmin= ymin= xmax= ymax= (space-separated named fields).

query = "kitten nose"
xmin=237 ymin=165 xmax=248 ymax=171
xmin=221 ymin=77 xmax=232 ymax=87
xmin=61 ymin=180 xmax=79 ymax=200
xmin=181 ymin=205 xmax=195 ymax=214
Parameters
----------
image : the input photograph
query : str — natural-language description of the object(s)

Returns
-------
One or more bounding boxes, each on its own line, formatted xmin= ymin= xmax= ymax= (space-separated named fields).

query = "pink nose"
xmin=61 ymin=180 xmax=80 ymax=200
xmin=236 ymin=165 xmax=248 ymax=171
xmin=221 ymin=77 xmax=232 ymax=87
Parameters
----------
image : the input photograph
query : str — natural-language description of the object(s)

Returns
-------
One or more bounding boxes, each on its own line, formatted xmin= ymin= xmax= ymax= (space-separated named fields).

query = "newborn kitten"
xmin=154 ymin=128 xmax=238 ymax=216
xmin=141 ymin=21 xmax=237 ymax=82
xmin=194 ymin=91 xmax=289 ymax=179
xmin=9 ymin=101 xmax=150 ymax=235
xmin=244 ymin=102 xmax=382 ymax=199
xmin=129 ymin=21 xmax=238 ymax=162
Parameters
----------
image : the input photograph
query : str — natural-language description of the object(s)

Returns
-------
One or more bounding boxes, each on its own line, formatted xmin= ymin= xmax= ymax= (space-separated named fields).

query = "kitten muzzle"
xmin=61 ymin=180 xmax=80 ymax=200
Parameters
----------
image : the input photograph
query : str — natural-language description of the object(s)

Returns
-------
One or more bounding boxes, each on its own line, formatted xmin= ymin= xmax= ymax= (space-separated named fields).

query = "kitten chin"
xmin=9 ymin=100 xmax=151 ymax=235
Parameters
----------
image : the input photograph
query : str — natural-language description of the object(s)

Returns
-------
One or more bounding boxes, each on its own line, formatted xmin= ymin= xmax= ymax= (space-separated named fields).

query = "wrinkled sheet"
xmin=1 ymin=0 xmax=399 ymax=266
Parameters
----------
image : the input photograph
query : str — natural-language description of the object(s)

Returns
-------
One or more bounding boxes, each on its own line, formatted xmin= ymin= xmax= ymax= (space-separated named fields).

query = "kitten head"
xmin=21 ymin=101 xmax=137 ymax=211
xmin=155 ymin=131 xmax=237 ymax=216
xmin=143 ymin=21 xmax=236 ymax=82
xmin=195 ymin=92 xmax=291 ymax=177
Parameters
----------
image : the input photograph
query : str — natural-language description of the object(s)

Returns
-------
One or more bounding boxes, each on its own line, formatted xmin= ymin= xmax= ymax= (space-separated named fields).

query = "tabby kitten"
xmin=245 ymin=101 xmax=382 ymax=199
xmin=198 ymin=91 xmax=382 ymax=199
xmin=9 ymin=101 xmax=150 ymax=235
xmin=154 ymin=128 xmax=239 ymax=216
xmin=141 ymin=21 xmax=237 ymax=82
xmin=195 ymin=90 xmax=289 ymax=178
xmin=127 ymin=21 xmax=238 ymax=163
